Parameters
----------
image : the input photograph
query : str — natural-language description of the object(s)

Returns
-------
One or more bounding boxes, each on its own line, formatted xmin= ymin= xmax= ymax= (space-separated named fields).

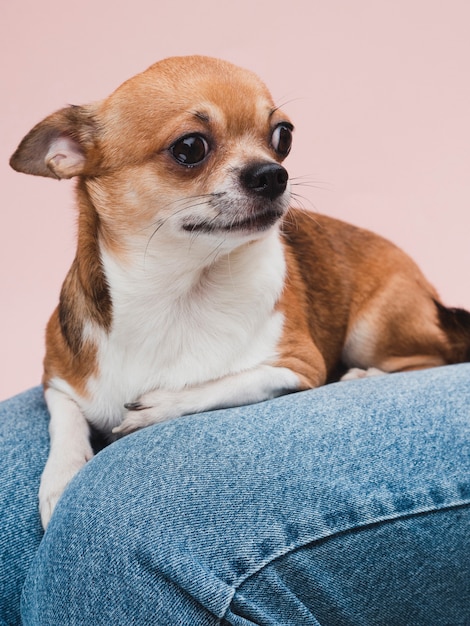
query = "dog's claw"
xmin=113 ymin=400 xmax=155 ymax=435
xmin=124 ymin=402 xmax=144 ymax=411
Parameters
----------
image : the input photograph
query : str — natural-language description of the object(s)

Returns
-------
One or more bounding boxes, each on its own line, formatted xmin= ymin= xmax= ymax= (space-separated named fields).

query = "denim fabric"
xmin=0 ymin=388 xmax=49 ymax=626
xmin=0 ymin=364 xmax=469 ymax=625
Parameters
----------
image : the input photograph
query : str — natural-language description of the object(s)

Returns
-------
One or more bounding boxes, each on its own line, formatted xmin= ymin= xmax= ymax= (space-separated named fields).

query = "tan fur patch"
xmin=278 ymin=209 xmax=454 ymax=379
xmin=43 ymin=309 xmax=97 ymax=398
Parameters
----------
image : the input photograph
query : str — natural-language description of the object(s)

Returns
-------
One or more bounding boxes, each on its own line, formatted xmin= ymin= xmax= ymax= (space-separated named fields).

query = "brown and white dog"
xmin=10 ymin=56 xmax=470 ymax=528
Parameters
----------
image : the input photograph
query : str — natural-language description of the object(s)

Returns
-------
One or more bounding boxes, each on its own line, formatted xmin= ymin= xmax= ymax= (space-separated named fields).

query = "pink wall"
xmin=1 ymin=0 xmax=469 ymax=400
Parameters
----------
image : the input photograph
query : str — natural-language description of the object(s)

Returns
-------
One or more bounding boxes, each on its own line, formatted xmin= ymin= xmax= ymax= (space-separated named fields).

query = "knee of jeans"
xmin=20 ymin=431 xmax=226 ymax=625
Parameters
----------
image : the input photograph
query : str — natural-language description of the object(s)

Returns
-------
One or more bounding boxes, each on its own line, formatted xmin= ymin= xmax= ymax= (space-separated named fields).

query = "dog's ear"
xmin=10 ymin=104 xmax=100 ymax=179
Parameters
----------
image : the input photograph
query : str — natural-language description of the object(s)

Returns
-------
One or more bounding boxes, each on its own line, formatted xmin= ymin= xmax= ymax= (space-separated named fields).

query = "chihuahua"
xmin=10 ymin=55 xmax=470 ymax=528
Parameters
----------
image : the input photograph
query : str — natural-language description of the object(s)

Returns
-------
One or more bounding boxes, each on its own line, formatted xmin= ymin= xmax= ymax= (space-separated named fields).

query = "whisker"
xmin=290 ymin=191 xmax=319 ymax=213
xmin=134 ymin=196 xmax=204 ymax=236
xmin=186 ymin=209 xmax=224 ymax=250
xmin=281 ymin=206 xmax=322 ymax=233
xmin=272 ymin=95 xmax=305 ymax=113
xmin=289 ymin=176 xmax=332 ymax=191
xmin=146 ymin=194 xmax=220 ymax=232
xmin=144 ymin=193 xmax=224 ymax=260
xmin=201 ymin=237 xmax=226 ymax=266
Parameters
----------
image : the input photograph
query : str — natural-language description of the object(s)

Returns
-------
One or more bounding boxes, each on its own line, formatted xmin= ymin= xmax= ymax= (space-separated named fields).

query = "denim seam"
xmin=219 ymin=499 xmax=470 ymax=621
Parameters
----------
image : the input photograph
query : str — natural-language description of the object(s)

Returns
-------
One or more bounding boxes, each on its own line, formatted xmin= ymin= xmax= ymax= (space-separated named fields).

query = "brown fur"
xmin=276 ymin=209 xmax=458 ymax=381
xmin=41 ymin=179 xmax=112 ymax=392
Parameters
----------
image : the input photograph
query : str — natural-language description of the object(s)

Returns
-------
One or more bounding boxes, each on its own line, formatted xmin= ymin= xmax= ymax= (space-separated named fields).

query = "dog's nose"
xmin=241 ymin=163 xmax=288 ymax=200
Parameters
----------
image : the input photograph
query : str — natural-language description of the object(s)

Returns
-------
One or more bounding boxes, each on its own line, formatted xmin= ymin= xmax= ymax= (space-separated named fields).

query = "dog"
xmin=10 ymin=55 xmax=470 ymax=529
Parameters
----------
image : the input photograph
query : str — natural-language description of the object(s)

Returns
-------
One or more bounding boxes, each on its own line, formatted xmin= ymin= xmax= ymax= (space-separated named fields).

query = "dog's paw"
xmin=112 ymin=409 xmax=154 ymax=435
xmin=39 ymin=448 xmax=93 ymax=529
xmin=113 ymin=390 xmax=181 ymax=435
xmin=341 ymin=367 xmax=385 ymax=381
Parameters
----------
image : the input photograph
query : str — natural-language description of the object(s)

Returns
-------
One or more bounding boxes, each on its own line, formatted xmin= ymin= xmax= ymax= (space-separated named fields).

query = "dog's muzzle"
xmin=181 ymin=162 xmax=289 ymax=235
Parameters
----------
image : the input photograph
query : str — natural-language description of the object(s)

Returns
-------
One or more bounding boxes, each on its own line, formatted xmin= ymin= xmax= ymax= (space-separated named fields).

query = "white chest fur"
xmin=73 ymin=230 xmax=286 ymax=429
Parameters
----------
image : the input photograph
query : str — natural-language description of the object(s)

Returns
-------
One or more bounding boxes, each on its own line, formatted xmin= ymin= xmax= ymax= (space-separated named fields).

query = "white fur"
xmin=54 ymin=226 xmax=292 ymax=431
xmin=341 ymin=367 xmax=385 ymax=381
xmin=342 ymin=316 xmax=377 ymax=369
xmin=39 ymin=387 xmax=94 ymax=528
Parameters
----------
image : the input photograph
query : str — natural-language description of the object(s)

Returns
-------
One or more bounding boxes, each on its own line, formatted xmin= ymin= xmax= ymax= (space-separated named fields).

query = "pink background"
xmin=1 ymin=0 xmax=469 ymax=400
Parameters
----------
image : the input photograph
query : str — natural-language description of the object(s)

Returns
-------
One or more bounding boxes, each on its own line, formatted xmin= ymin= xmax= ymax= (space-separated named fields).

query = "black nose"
xmin=241 ymin=162 xmax=288 ymax=200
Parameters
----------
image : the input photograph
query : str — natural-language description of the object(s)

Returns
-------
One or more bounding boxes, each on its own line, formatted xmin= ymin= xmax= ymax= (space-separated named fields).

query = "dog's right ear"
xmin=10 ymin=104 xmax=99 ymax=180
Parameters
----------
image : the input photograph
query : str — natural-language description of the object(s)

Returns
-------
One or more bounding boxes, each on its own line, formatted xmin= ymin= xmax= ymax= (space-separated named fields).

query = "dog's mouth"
xmin=182 ymin=206 xmax=285 ymax=235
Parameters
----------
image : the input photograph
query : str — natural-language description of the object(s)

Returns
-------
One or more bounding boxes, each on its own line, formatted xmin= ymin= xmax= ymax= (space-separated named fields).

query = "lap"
xmin=1 ymin=365 xmax=469 ymax=625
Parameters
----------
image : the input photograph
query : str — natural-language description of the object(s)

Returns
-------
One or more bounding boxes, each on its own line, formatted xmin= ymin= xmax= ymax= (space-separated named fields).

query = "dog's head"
xmin=10 ymin=56 xmax=293 ymax=251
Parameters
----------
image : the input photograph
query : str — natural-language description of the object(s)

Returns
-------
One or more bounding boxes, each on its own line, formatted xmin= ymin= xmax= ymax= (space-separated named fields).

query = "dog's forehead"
xmin=103 ymin=56 xmax=276 ymax=131
xmin=141 ymin=55 xmax=273 ymax=103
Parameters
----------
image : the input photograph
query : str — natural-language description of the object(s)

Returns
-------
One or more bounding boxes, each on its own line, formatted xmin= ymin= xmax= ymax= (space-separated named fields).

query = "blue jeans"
xmin=1 ymin=364 xmax=469 ymax=625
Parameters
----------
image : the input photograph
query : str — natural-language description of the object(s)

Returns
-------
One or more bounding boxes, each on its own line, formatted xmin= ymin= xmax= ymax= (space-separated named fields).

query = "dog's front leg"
xmin=39 ymin=387 xmax=93 ymax=529
xmin=113 ymin=365 xmax=305 ymax=435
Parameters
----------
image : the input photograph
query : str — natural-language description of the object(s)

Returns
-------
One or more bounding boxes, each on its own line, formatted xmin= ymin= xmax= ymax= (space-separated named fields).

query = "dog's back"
xmin=281 ymin=209 xmax=470 ymax=378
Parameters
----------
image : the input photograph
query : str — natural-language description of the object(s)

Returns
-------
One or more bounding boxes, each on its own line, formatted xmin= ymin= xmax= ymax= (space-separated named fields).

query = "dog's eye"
xmin=271 ymin=124 xmax=293 ymax=157
xmin=170 ymin=134 xmax=210 ymax=166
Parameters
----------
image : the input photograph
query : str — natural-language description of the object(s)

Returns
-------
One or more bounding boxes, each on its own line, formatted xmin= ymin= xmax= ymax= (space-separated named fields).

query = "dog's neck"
xmin=100 ymin=226 xmax=285 ymax=306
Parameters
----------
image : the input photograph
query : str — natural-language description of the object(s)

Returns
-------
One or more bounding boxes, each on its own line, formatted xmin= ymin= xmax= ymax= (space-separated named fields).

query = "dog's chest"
xmin=82 ymin=236 xmax=286 ymax=427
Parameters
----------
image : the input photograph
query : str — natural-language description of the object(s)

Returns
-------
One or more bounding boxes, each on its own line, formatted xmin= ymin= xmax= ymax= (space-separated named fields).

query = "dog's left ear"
xmin=10 ymin=104 xmax=100 ymax=180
